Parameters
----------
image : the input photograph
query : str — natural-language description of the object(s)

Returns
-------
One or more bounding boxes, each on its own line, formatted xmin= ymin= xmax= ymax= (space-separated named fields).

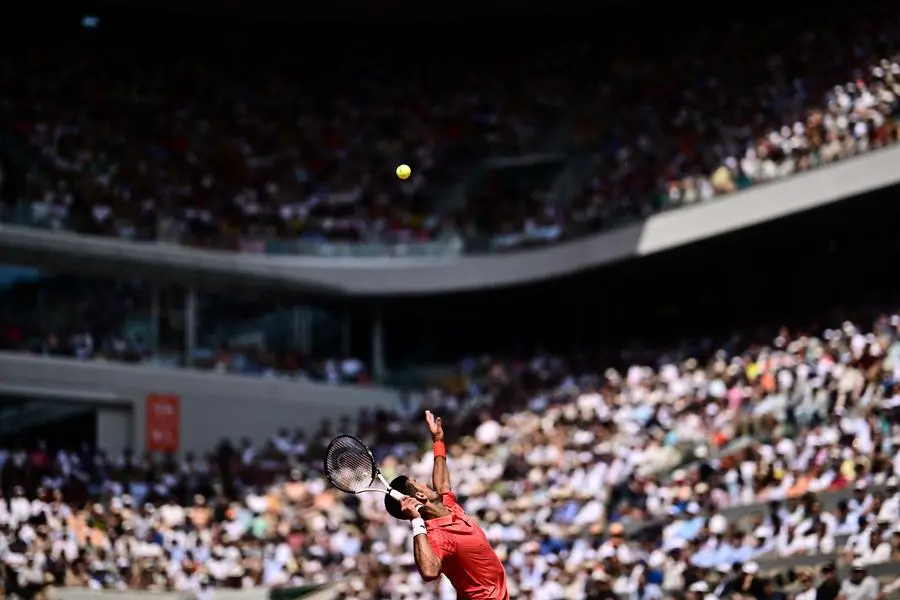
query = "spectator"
xmin=837 ymin=562 xmax=879 ymax=600
xmin=816 ymin=562 xmax=842 ymax=600
xmin=795 ymin=570 xmax=818 ymax=600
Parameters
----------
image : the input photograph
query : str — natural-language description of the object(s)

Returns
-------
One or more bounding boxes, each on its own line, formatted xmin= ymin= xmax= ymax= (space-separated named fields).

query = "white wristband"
xmin=411 ymin=517 xmax=427 ymax=537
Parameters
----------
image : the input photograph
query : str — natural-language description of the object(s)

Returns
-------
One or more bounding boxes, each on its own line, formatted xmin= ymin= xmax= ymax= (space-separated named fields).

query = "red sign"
xmin=146 ymin=394 xmax=180 ymax=453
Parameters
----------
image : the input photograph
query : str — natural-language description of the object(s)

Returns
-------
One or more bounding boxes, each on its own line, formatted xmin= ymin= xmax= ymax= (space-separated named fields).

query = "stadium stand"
xmin=0 ymin=8 xmax=898 ymax=255
xmin=2 ymin=312 xmax=900 ymax=599
xmin=3 ymin=4 xmax=900 ymax=600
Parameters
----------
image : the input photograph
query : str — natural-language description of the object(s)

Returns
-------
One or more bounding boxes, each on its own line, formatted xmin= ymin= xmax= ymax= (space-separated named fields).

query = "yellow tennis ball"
xmin=396 ymin=164 xmax=411 ymax=180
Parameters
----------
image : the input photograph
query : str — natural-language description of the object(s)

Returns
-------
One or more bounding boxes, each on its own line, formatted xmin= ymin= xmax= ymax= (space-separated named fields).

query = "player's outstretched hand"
xmin=425 ymin=410 xmax=444 ymax=442
xmin=400 ymin=496 xmax=422 ymax=520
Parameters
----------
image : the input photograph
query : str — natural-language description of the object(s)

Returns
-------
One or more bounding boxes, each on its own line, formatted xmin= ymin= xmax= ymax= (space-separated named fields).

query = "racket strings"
xmin=325 ymin=436 xmax=376 ymax=493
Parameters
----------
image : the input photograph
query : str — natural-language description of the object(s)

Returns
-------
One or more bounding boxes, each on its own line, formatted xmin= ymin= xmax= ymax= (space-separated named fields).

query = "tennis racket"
xmin=324 ymin=434 xmax=422 ymax=512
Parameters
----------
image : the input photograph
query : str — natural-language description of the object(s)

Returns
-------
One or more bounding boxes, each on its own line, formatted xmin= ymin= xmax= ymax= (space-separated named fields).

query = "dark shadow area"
xmin=0 ymin=397 xmax=96 ymax=450
xmin=377 ymin=183 xmax=900 ymax=367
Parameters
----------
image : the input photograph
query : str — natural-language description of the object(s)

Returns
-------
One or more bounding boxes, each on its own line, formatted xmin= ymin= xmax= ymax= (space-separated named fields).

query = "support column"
xmin=150 ymin=285 xmax=160 ymax=357
xmin=292 ymin=307 xmax=313 ymax=354
xmin=291 ymin=307 xmax=302 ymax=351
xmin=184 ymin=286 xmax=197 ymax=367
xmin=575 ymin=302 xmax=584 ymax=352
xmin=371 ymin=307 xmax=385 ymax=382
xmin=341 ymin=308 xmax=352 ymax=357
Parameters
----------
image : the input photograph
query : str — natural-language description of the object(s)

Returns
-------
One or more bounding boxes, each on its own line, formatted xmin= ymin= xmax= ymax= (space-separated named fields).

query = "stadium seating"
xmin=3 ymin=6 xmax=900 ymax=600
xmin=1 ymin=10 xmax=898 ymax=257
xmin=2 ymin=312 xmax=899 ymax=599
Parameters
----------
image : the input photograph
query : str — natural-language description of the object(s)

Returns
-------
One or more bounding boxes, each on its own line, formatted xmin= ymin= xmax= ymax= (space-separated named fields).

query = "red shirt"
xmin=426 ymin=492 xmax=509 ymax=600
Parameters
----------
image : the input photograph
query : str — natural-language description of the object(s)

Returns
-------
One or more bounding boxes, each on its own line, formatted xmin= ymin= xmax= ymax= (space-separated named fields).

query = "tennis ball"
xmin=396 ymin=164 xmax=412 ymax=180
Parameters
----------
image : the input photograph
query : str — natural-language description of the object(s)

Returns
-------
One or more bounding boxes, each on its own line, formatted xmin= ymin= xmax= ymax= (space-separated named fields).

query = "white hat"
xmin=667 ymin=538 xmax=687 ymax=550
xmin=743 ymin=562 xmax=759 ymax=575
xmin=709 ymin=514 xmax=727 ymax=534
xmin=851 ymin=560 xmax=866 ymax=570
xmin=689 ymin=581 xmax=710 ymax=593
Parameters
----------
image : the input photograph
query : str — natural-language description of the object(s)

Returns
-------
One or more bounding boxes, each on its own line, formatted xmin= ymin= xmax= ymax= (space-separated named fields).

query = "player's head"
xmin=384 ymin=475 xmax=441 ymax=520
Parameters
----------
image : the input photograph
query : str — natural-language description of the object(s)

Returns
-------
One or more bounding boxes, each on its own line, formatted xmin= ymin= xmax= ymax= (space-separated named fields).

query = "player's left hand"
xmin=399 ymin=496 xmax=422 ymax=519
xmin=425 ymin=410 xmax=444 ymax=442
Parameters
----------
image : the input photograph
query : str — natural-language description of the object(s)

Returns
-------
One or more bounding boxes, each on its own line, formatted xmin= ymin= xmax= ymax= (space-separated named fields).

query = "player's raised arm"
xmin=426 ymin=410 xmax=451 ymax=494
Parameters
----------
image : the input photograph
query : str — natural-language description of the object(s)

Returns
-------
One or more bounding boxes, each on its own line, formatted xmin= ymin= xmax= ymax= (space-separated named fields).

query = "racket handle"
xmin=388 ymin=489 xmax=424 ymax=513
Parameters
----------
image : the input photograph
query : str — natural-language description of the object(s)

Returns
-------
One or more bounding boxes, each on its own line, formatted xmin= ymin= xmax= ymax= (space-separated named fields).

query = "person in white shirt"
xmin=848 ymin=483 xmax=873 ymax=515
xmin=796 ymin=501 xmax=838 ymax=538
xmin=839 ymin=562 xmax=880 ymax=600
xmin=192 ymin=577 xmax=215 ymax=600
xmin=10 ymin=487 xmax=31 ymax=526
xmin=855 ymin=529 xmax=892 ymax=566
xmin=794 ymin=570 xmax=817 ymax=600
xmin=876 ymin=478 xmax=900 ymax=523
xmin=841 ymin=516 xmax=874 ymax=564
xmin=801 ymin=521 xmax=835 ymax=555
xmin=474 ymin=413 xmax=502 ymax=446
xmin=833 ymin=501 xmax=860 ymax=537
xmin=159 ymin=499 xmax=185 ymax=528
xmin=777 ymin=519 xmax=833 ymax=557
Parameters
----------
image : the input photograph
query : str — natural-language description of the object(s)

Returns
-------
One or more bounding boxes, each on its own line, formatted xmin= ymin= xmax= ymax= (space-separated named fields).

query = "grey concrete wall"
xmin=0 ymin=353 xmax=403 ymax=454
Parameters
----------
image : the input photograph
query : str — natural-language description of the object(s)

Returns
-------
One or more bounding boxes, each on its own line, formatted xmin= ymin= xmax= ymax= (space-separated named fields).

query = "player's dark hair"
xmin=384 ymin=475 xmax=418 ymax=520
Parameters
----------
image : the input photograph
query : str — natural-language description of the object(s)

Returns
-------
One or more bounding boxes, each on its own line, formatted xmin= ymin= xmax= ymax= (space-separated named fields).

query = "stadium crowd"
xmin=1 ymin=10 xmax=899 ymax=254
xmin=4 ymin=5 xmax=900 ymax=600
xmin=3 ymin=312 xmax=900 ymax=600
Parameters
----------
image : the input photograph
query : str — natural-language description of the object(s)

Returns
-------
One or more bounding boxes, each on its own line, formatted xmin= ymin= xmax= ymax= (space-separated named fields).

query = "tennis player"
xmin=384 ymin=410 xmax=509 ymax=600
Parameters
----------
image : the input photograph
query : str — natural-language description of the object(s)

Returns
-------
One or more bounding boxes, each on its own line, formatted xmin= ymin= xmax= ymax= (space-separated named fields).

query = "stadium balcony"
xmin=3 ymin=144 xmax=900 ymax=296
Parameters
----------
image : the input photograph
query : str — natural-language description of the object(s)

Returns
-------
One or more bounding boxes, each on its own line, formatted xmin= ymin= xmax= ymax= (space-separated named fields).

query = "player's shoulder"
xmin=441 ymin=491 xmax=460 ymax=507
xmin=441 ymin=491 xmax=467 ymax=516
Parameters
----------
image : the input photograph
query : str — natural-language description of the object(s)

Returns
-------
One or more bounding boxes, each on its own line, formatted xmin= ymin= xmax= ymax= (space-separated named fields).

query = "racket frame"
xmin=325 ymin=434 xmax=422 ymax=511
